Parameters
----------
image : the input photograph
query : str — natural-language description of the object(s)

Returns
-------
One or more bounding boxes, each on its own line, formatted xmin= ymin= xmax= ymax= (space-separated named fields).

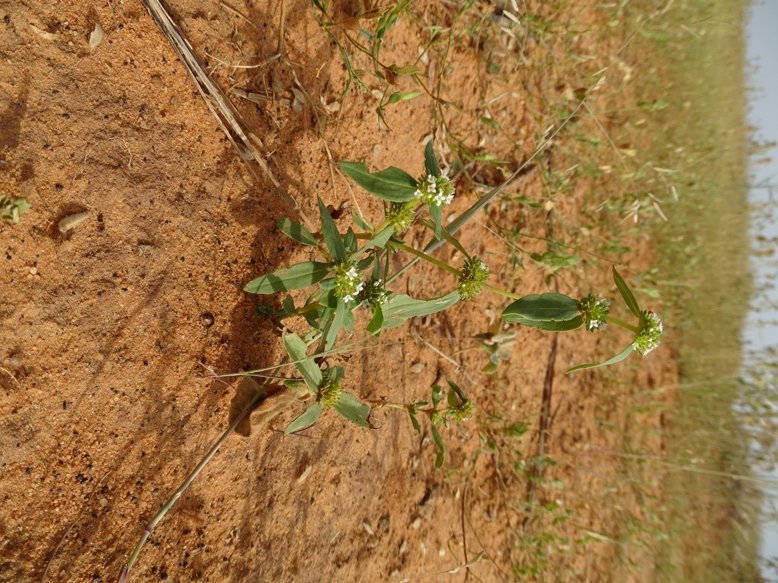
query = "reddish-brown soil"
xmin=1 ymin=1 xmax=676 ymax=582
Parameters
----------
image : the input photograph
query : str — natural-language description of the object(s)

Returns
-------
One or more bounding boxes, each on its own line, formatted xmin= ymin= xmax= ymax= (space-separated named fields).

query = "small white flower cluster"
xmin=335 ymin=263 xmax=364 ymax=304
xmin=579 ymin=294 xmax=610 ymax=332
xmin=634 ymin=311 xmax=663 ymax=355
xmin=414 ymin=174 xmax=455 ymax=207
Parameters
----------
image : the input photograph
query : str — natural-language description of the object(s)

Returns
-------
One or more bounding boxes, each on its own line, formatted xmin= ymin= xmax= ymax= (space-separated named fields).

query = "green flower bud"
xmin=429 ymin=411 xmax=445 ymax=427
xmin=317 ymin=378 xmax=342 ymax=408
xmin=359 ymin=278 xmax=390 ymax=307
xmin=579 ymin=293 xmax=610 ymax=332
xmin=386 ymin=201 xmax=416 ymax=233
xmin=450 ymin=399 xmax=474 ymax=422
xmin=414 ymin=173 xmax=455 ymax=207
xmin=334 ymin=262 xmax=364 ymax=304
xmin=634 ymin=310 xmax=663 ymax=355
xmin=458 ymin=256 xmax=489 ymax=301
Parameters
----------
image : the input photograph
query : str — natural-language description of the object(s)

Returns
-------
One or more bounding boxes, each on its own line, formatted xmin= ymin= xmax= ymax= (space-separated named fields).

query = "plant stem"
xmin=605 ymin=315 xmax=639 ymax=334
xmin=386 ymin=241 xmax=521 ymax=300
xmin=387 ymin=240 xmax=459 ymax=275
xmin=119 ymin=387 xmax=268 ymax=582
xmin=482 ymin=283 xmax=521 ymax=300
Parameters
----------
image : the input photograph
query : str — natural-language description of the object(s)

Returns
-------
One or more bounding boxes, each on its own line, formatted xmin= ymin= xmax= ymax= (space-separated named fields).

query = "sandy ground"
xmin=1 ymin=1 xmax=676 ymax=581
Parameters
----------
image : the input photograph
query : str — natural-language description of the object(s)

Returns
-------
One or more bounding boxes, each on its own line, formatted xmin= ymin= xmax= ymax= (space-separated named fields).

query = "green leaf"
xmin=323 ymin=300 xmax=347 ymax=351
xmin=339 ymin=162 xmax=418 ymax=202
xmin=409 ymin=412 xmax=421 ymax=432
xmin=361 ymin=226 xmax=394 ymax=253
xmin=277 ymin=217 xmax=318 ymax=247
xmin=366 ymin=304 xmax=384 ymax=334
xmin=382 ymin=291 xmax=460 ymax=329
xmin=447 ymin=379 xmax=467 ymax=402
xmin=344 ymin=227 xmax=358 ymax=255
xmin=283 ymin=333 xmax=322 ymax=391
xmin=431 ymin=425 xmax=445 ymax=468
xmin=428 ymin=204 xmax=443 ymax=240
xmin=612 ymin=266 xmax=641 ymax=318
xmin=501 ymin=293 xmax=583 ymax=331
xmin=424 ymin=140 xmax=441 ymax=177
xmin=431 ymin=384 xmax=444 ymax=405
xmin=516 ymin=316 xmax=584 ymax=332
xmin=352 ymin=211 xmax=373 ymax=231
xmin=333 ymin=391 xmax=370 ymax=427
xmin=282 ymin=295 xmax=295 ymax=314
xmin=387 ymin=90 xmax=422 ymax=105
xmin=318 ymin=197 xmax=346 ymax=263
xmin=285 ymin=402 xmax=323 ymax=434
xmin=530 ymin=251 xmax=581 ymax=271
xmin=244 ymin=262 xmax=330 ymax=294
xmin=567 ymin=344 xmax=635 ymax=374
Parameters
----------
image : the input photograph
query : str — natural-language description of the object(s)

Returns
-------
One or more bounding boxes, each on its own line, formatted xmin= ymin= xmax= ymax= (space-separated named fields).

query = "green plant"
xmin=119 ymin=141 xmax=664 ymax=581
xmin=0 ymin=195 xmax=30 ymax=223
xmin=247 ymin=142 xmax=664 ymax=433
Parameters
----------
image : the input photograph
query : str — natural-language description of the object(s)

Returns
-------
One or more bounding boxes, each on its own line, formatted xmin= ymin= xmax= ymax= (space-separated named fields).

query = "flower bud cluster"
xmin=450 ymin=399 xmax=474 ymax=422
xmin=579 ymin=293 xmax=610 ymax=332
xmin=386 ymin=201 xmax=416 ymax=233
xmin=458 ymin=257 xmax=489 ymax=301
xmin=318 ymin=375 xmax=342 ymax=408
xmin=334 ymin=262 xmax=364 ymax=304
xmin=414 ymin=173 xmax=455 ymax=207
xmin=360 ymin=278 xmax=390 ymax=307
xmin=634 ymin=310 xmax=663 ymax=355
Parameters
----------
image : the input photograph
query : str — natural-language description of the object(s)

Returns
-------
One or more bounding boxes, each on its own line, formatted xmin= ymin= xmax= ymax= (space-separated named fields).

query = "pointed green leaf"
xmin=318 ymin=198 xmax=347 ymax=263
xmin=352 ymin=210 xmax=373 ymax=231
xmin=409 ymin=412 xmax=421 ymax=432
xmin=345 ymin=228 xmax=358 ymax=255
xmin=501 ymin=293 xmax=582 ymax=328
xmin=382 ymin=291 xmax=460 ymax=329
xmin=333 ymin=391 xmax=370 ymax=427
xmin=424 ymin=140 xmax=442 ymax=177
xmin=244 ymin=262 xmax=330 ymax=294
xmin=339 ymin=162 xmax=418 ymax=202
xmin=431 ymin=425 xmax=445 ymax=468
xmin=386 ymin=90 xmax=422 ymax=105
xmin=447 ymin=379 xmax=467 ymax=403
xmin=277 ymin=217 xmax=318 ymax=247
xmin=285 ymin=402 xmax=323 ymax=434
xmin=429 ymin=204 xmax=443 ymax=240
xmin=323 ymin=300 xmax=347 ymax=351
xmin=283 ymin=333 xmax=322 ymax=390
xmin=567 ymin=344 xmax=635 ymax=374
xmin=361 ymin=226 xmax=394 ymax=253
xmin=282 ymin=295 xmax=295 ymax=314
xmin=366 ymin=304 xmax=384 ymax=334
xmin=613 ymin=266 xmax=641 ymax=318
xmin=431 ymin=384 xmax=443 ymax=405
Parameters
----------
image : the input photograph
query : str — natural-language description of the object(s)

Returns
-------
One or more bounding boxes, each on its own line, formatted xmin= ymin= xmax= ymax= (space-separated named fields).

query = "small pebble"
xmin=89 ymin=23 xmax=103 ymax=51
xmin=410 ymin=362 xmax=425 ymax=374
xmin=200 ymin=312 xmax=214 ymax=328
xmin=377 ymin=514 xmax=390 ymax=534
xmin=362 ymin=521 xmax=374 ymax=536
xmin=58 ymin=211 xmax=88 ymax=234
xmin=296 ymin=464 xmax=311 ymax=484
xmin=99 ymin=497 xmax=108 ymax=508
xmin=29 ymin=266 xmax=37 ymax=275
xmin=411 ymin=517 xmax=421 ymax=530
